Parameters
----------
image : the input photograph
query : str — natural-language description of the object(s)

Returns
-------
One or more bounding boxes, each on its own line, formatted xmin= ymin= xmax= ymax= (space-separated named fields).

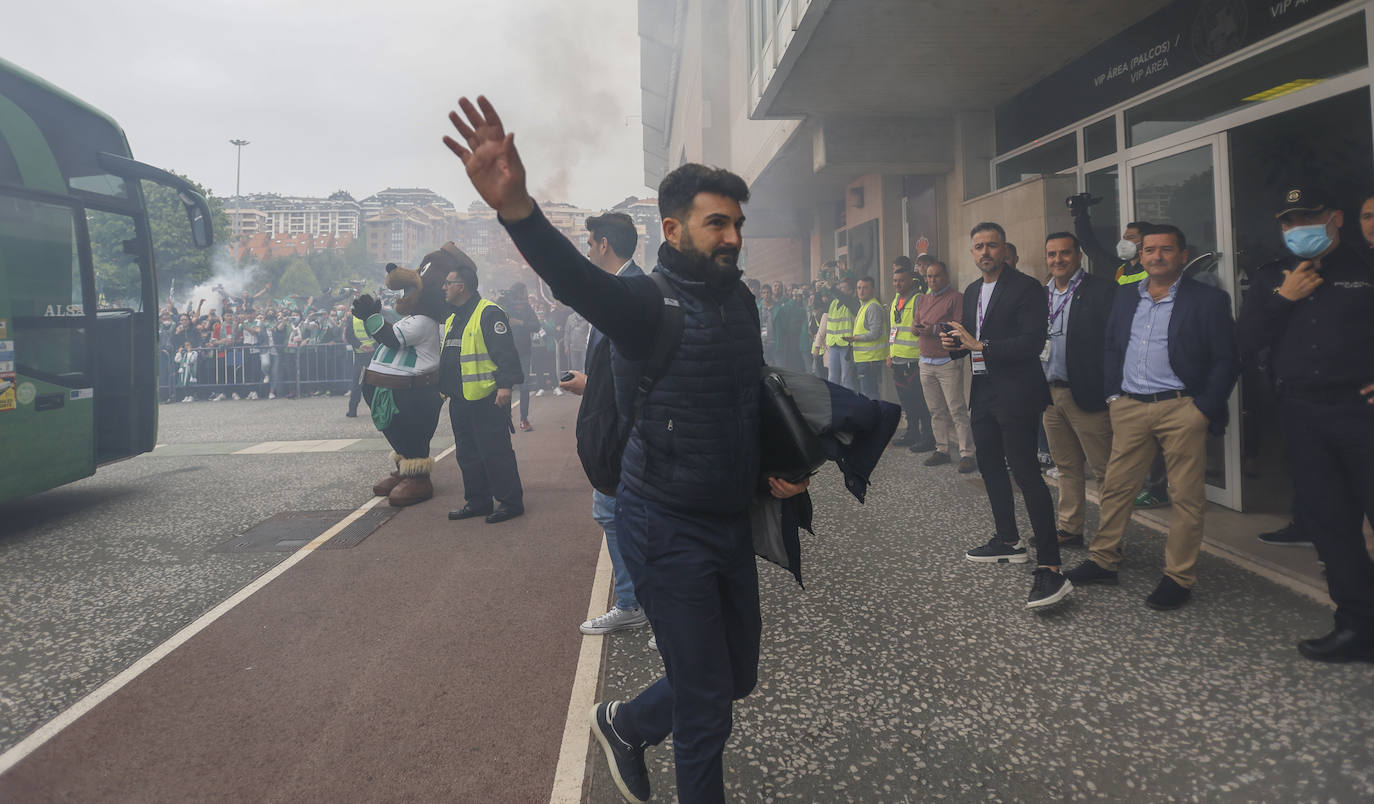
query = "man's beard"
xmin=679 ymin=228 xmax=740 ymax=275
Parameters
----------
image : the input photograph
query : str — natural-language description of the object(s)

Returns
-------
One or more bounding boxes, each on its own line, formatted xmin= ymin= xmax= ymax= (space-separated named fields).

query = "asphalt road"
xmin=0 ymin=394 xmax=449 ymax=753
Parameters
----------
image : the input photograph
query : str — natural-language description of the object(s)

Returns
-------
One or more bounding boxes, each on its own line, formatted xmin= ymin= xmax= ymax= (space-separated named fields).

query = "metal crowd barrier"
xmin=158 ymin=343 xmax=357 ymax=401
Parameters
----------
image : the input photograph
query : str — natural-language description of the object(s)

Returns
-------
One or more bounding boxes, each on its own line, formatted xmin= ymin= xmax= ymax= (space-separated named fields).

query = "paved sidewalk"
xmin=589 ymin=445 xmax=1374 ymax=802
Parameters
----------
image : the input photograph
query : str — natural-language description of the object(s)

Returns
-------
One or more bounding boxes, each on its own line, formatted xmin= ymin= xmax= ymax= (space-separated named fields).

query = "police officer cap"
xmin=1275 ymin=185 xmax=1332 ymax=219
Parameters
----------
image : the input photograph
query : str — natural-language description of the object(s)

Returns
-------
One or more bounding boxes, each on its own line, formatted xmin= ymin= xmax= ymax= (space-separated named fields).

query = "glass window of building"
xmin=995 ymin=133 xmax=1077 ymax=189
xmin=1083 ymin=117 xmax=1117 ymax=162
xmin=1127 ymin=13 xmax=1367 ymax=147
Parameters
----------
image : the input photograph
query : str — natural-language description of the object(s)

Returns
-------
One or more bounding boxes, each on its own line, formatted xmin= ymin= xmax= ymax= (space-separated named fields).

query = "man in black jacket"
xmin=1238 ymin=186 xmax=1374 ymax=662
xmin=444 ymin=96 xmax=809 ymax=804
xmin=1065 ymin=224 xmax=1238 ymax=610
xmin=941 ymin=222 xmax=1069 ymax=610
xmin=440 ymin=256 xmax=526 ymax=524
xmin=1039 ymin=233 xmax=1115 ymax=549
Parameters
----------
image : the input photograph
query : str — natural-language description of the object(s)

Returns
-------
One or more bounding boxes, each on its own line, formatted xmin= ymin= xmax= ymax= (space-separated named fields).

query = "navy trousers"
xmin=612 ymin=486 xmax=761 ymax=804
xmin=449 ymin=394 xmax=524 ymax=508
xmin=1281 ymin=396 xmax=1374 ymax=634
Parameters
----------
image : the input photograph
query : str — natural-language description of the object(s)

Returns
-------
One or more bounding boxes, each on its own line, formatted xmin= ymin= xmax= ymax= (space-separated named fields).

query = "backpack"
xmin=575 ymin=272 xmax=685 ymax=495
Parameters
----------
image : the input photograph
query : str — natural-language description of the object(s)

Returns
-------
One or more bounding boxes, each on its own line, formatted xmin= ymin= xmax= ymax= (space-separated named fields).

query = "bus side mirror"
xmin=177 ymin=190 xmax=213 ymax=248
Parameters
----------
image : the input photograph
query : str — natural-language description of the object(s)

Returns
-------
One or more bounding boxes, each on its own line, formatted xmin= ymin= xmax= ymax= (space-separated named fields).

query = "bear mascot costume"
xmin=351 ymin=243 xmax=475 ymax=506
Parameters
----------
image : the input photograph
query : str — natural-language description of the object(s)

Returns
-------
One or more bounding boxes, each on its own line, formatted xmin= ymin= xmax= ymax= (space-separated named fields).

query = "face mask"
xmin=1283 ymin=216 xmax=1334 ymax=259
xmin=1116 ymin=239 xmax=1138 ymax=261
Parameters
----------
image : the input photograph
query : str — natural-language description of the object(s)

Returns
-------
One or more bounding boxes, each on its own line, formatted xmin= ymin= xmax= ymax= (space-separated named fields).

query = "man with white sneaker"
xmin=559 ymin=212 xmax=650 ymax=637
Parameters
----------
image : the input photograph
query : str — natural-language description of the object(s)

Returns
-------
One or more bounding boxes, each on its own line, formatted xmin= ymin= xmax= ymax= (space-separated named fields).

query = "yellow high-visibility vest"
xmin=851 ymin=299 xmax=889 ymax=363
xmin=444 ymin=298 xmax=501 ymax=400
xmin=1116 ymin=263 xmax=1147 ymax=285
xmin=351 ymin=315 xmax=375 ymax=349
xmin=825 ymin=299 xmax=854 ymax=347
xmin=889 ymin=293 xmax=921 ymax=359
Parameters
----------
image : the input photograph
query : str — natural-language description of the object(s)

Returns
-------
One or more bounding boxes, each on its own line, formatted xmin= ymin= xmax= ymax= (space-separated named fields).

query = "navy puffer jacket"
xmin=613 ymin=261 xmax=762 ymax=516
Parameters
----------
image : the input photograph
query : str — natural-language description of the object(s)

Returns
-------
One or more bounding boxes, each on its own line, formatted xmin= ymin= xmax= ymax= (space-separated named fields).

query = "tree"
xmin=142 ymin=176 xmax=231 ymax=300
xmin=276 ymin=256 xmax=322 ymax=298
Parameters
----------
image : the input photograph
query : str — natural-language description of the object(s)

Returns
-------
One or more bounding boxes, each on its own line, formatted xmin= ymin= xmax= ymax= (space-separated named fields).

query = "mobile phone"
xmin=560 ymin=371 xmax=576 ymax=382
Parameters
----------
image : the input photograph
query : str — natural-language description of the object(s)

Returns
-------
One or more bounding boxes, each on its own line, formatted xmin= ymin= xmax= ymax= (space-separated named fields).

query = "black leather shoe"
xmin=1297 ymin=627 xmax=1374 ymax=663
xmin=448 ymin=503 xmax=493 ymax=521
xmin=1145 ymin=576 xmax=1191 ymax=610
xmin=1057 ymin=529 xmax=1085 ymax=548
xmin=485 ymin=505 xmax=525 ymax=524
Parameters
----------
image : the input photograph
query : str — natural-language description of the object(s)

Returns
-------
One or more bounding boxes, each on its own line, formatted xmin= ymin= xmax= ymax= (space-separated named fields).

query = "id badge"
xmin=889 ymin=326 xmax=899 ymax=344
xmin=971 ymin=351 xmax=988 ymax=376
xmin=1040 ymin=341 xmax=1051 ymax=363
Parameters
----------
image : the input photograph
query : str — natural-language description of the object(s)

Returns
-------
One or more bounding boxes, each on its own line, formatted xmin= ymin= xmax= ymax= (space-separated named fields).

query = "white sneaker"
xmin=210 ymin=393 xmax=226 ymax=401
xmin=579 ymin=606 xmax=649 ymax=635
xmin=269 ymin=392 xmax=277 ymax=399
xmin=181 ymin=395 xmax=194 ymax=403
xmin=553 ymin=387 xmax=565 ymax=396
xmin=535 ymin=389 xmax=546 ymax=397
xmin=247 ymin=391 xmax=259 ymax=400
xmin=648 ymin=635 xmax=657 ymax=651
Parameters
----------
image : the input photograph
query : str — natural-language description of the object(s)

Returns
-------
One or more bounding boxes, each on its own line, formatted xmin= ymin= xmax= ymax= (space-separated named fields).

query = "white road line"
xmin=549 ymin=539 xmax=613 ymax=804
xmin=233 ymin=438 xmax=359 ymax=454
xmin=0 ymin=443 xmax=458 ymax=777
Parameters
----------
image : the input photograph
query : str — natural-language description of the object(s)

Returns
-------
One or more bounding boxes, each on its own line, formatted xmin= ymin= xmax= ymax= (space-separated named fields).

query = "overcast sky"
xmin=2 ymin=0 xmax=649 ymax=210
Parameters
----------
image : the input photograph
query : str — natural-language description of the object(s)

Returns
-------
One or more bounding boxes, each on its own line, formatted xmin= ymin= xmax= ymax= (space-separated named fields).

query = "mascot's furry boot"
xmin=389 ymin=457 xmax=435 ymax=507
xmin=373 ymin=452 xmax=402 ymax=497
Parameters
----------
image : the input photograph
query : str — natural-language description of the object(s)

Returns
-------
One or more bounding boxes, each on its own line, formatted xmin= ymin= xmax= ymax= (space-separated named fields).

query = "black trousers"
xmin=891 ymin=361 xmax=932 ymax=440
xmin=1281 ymin=396 xmax=1374 ymax=634
xmin=970 ymin=377 xmax=1059 ymax=567
xmin=613 ymin=486 xmax=759 ymax=803
xmin=449 ymin=394 xmax=524 ymax=508
xmin=363 ymin=384 xmax=443 ymax=460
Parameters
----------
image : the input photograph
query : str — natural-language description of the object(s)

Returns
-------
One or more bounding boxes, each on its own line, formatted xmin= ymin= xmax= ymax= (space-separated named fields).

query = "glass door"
xmin=1124 ymin=136 xmax=1241 ymax=509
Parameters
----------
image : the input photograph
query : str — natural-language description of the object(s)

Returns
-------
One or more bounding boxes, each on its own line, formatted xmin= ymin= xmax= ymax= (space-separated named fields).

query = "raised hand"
xmin=443 ymin=96 xmax=534 ymax=222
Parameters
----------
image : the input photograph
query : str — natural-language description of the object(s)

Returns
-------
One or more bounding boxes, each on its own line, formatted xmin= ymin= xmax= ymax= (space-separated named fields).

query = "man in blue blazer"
xmin=1065 ymin=224 xmax=1238 ymax=610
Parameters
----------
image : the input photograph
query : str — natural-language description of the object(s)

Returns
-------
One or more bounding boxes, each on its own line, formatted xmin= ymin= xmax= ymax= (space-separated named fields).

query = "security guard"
xmin=887 ymin=258 xmax=932 ymax=448
xmin=825 ymin=276 xmax=859 ymax=391
xmin=344 ymin=307 xmax=376 ymax=417
xmin=440 ymin=258 xmax=526 ymax=524
xmin=1238 ymin=185 xmax=1374 ymax=664
xmin=849 ymin=276 xmax=888 ymax=399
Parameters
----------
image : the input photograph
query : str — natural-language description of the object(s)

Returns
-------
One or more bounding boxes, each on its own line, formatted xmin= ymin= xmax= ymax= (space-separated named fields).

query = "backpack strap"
xmin=627 ymin=272 xmax=684 ymax=420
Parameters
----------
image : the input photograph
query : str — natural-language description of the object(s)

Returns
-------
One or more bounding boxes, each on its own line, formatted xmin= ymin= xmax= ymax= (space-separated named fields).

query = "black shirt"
xmin=439 ymin=294 xmax=524 ymax=398
xmin=1237 ymin=240 xmax=1374 ymax=396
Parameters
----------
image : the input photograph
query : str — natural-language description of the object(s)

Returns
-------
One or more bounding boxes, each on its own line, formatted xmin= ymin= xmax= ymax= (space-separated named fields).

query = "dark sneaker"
xmin=1145 ymin=576 xmax=1191 ymax=610
xmin=1258 ymin=521 xmax=1313 ymax=547
xmin=923 ymin=451 xmax=951 ymax=466
xmin=1134 ymin=490 xmax=1169 ymax=509
xmin=1027 ymin=567 xmax=1072 ymax=610
xmin=909 ymin=438 xmax=937 ymax=453
xmin=957 ymin=456 xmax=978 ymax=474
xmin=590 ymin=702 xmax=650 ymax=804
xmin=965 ymin=536 xmax=1028 ymax=564
xmin=1056 ymin=529 xmax=1085 ymax=548
xmin=1064 ymin=560 xmax=1119 ymax=585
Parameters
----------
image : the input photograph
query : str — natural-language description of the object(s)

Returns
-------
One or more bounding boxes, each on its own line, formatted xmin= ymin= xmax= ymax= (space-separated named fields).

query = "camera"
xmin=1065 ymin=192 xmax=1102 ymax=215
xmin=936 ymin=322 xmax=955 ymax=336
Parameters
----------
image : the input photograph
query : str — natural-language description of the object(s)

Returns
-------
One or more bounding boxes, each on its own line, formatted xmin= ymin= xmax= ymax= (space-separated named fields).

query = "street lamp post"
xmin=229 ymin=139 xmax=250 ymax=243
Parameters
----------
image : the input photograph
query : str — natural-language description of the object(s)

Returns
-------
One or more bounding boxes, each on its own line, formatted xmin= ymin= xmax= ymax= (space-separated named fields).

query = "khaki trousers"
xmin=1090 ymin=396 xmax=1209 ymax=587
xmin=919 ymin=359 xmax=973 ymax=458
xmin=1042 ymin=386 xmax=1113 ymax=534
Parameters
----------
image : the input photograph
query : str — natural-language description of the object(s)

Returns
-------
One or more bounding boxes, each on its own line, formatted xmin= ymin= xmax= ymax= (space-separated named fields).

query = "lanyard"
xmin=1046 ymin=272 xmax=1084 ymax=328
xmin=976 ymin=285 xmax=991 ymax=337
